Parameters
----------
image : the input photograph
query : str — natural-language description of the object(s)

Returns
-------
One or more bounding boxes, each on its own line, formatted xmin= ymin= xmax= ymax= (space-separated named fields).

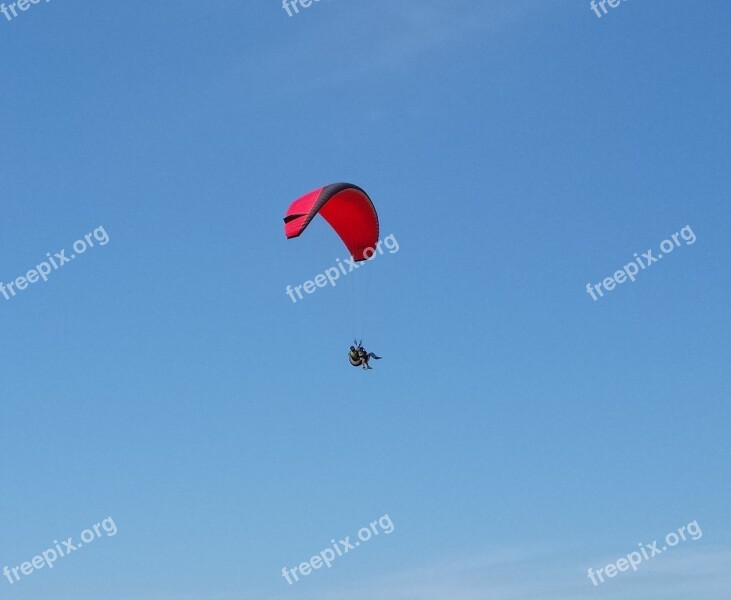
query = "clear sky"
xmin=1 ymin=0 xmax=729 ymax=598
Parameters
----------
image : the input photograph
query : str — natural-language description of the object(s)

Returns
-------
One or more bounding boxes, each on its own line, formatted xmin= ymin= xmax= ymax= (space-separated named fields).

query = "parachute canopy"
xmin=284 ymin=183 xmax=379 ymax=261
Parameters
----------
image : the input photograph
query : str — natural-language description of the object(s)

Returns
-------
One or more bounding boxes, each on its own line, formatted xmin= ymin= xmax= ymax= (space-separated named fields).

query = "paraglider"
xmin=284 ymin=183 xmax=382 ymax=370
xmin=348 ymin=340 xmax=382 ymax=370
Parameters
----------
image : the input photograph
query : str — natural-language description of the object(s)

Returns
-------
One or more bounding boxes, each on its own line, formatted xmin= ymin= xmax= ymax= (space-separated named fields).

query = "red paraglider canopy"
xmin=284 ymin=183 xmax=379 ymax=261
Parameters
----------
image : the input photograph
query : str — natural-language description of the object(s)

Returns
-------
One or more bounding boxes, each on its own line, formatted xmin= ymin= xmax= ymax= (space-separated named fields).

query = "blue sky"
xmin=1 ymin=0 xmax=729 ymax=598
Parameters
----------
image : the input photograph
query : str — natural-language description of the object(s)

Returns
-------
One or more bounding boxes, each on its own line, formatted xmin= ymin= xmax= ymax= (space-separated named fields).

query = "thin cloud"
xmin=350 ymin=0 xmax=543 ymax=73
xmin=208 ymin=0 xmax=544 ymax=107
xmin=267 ymin=543 xmax=731 ymax=600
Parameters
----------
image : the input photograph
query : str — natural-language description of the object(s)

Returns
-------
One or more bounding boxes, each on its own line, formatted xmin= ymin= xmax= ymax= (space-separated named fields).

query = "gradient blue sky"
xmin=1 ymin=1 xmax=730 ymax=598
